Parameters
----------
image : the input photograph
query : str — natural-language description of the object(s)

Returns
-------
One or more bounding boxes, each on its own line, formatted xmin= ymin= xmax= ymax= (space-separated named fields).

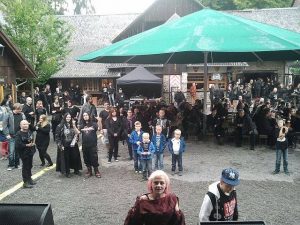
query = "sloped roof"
xmin=229 ymin=7 xmax=300 ymax=33
xmin=0 ymin=29 xmax=37 ymax=78
xmin=51 ymin=14 xmax=138 ymax=79
xmin=117 ymin=66 xmax=162 ymax=85
xmin=112 ymin=0 xmax=203 ymax=43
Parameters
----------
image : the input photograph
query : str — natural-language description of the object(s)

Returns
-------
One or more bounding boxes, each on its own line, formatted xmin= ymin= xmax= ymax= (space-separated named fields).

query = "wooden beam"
xmin=0 ymin=85 xmax=3 ymax=102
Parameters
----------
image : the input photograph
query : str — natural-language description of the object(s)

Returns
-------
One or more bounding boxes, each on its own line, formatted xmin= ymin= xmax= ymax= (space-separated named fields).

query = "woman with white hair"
xmin=124 ymin=170 xmax=185 ymax=225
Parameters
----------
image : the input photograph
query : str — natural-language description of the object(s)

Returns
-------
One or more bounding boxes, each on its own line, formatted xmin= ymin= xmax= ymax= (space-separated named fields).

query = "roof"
xmin=51 ymin=14 xmax=138 ymax=79
xmin=229 ymin=7 xmax=300 ymax=33
xmin=55 ymin=7 xmax=300 ymax=78
xmin=112 ymin=0 xmax=203 ymax=43
xmin=0 ymin=29 xmax=37 ymax=78
xmin=117 ymin=66 xmax=162 ymax=85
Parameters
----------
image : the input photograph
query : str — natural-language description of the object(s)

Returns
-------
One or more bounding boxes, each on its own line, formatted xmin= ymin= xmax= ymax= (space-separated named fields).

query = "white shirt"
xmin=171 ymin=138 xmax=180 ymax=155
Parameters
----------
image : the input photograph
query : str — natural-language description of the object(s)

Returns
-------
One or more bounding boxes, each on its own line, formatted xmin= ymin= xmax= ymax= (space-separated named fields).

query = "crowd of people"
xmin=0 ymin=77 xmax=299 ymax=223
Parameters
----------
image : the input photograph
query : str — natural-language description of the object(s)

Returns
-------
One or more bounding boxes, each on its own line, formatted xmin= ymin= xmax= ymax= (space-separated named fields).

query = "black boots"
xmin=23 ymin=182 xmax=33 ymax=189
xmin=94 ymin=167 xmax=101 ymax=178
xmin=85 ymin=167 xmax=93 ymax=178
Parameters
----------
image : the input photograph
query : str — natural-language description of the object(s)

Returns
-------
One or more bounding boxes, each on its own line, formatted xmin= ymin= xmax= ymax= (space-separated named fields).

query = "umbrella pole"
xmin=202 ymin=52 xmax=208 ymax=135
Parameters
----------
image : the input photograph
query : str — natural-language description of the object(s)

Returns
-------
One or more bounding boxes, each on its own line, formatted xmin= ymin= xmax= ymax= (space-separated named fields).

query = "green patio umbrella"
xmin=78 ymin=8 xmax=300 ymax=132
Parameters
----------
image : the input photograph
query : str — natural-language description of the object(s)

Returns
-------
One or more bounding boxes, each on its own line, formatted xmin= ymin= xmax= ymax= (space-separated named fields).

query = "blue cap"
xmin=221 ymin=168 xmax=240 ymax=186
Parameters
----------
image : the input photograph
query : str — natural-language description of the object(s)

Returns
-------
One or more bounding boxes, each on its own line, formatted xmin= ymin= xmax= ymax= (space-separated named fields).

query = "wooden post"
xmin=11 ymin=84 xmax=16 ymax=103
xmin=203 ymin=52 xmax=208 ymax=135
xmin=31 ymin=80 xmax=35 ymax=109
xmin=0 ymin=84 xmax=3 ymax=102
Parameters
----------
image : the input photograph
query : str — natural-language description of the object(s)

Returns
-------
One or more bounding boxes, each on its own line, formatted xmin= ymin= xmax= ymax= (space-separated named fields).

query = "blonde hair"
xmin=142 ymin=133 xmax=150 ymax=139
xmin=147 ymin=170 xmax=171 ymax=194
xmin=39 ymin=114 xmax=49 ymax=127
xmin=134 ymin=121 xmax=141 ymax=126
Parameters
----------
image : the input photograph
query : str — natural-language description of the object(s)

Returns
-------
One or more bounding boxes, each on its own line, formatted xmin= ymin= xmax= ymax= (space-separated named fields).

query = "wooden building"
xmin=51 ymin=0 xmax=300 ymax=104
xmin=0 ymin=29 xmax=36 ymax=103
xmin=49 ymin=14 xmax=138 ymax=100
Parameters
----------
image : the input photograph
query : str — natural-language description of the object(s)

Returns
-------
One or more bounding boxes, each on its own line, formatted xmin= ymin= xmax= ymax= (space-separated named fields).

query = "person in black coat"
xmin=174 ymin=88 xmax=186 ymax=110
xmin=79 ymin=112 xmax=101 ymax=178
xmin=55 ymin=113 xmax=82 ymax=177
xmin=35 ymin=114 xmax=53 ymax=167
xmin=105 ymin=108 xmax=122 ymax=163
xmin=35 ymin=100 xmax=47 ymax=123
xmin=15 ymin=120 xmax=36 ymax=188
xmin=51 ymin=97 xmax=63 ymax=141
xmin=22 ymin=97 xmax=35 ymax=125
xmin=235 ymin=109 xmax=257 ymax=150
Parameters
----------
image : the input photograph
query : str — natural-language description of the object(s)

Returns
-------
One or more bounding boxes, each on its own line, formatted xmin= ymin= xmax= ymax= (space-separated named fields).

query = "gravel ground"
xmin=1 ymin=136 xmax=300 ymax=225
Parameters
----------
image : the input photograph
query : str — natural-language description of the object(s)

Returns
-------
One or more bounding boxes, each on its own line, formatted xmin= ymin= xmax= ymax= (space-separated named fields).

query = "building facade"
xmin=51 ymin=0 xmax=300 ymax=104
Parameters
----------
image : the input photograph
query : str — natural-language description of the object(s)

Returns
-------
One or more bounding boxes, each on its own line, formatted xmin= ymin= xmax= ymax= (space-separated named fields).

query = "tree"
xmin=233 ymin=0 xmax=293 ymax=9
xmin=0 ymin=0 xmax=72 ymax=85
xmin=46 ymin=0 xmax=68 ymax=15
xmin=198 ymin=0 xmax=293 ymax=10
xmin=72 ymin=0 xmax=95 ymax=15
xmin=200 ymin=0 xmax=237 ymax=10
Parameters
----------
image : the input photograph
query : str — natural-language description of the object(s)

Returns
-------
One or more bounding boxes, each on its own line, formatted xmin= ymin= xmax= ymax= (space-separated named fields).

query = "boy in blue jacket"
xmin=129 ymin=121 xmax=143 ymax=173
xmin=151 ymin=125 xmax=167 ymax=170
xmin=137 ymin=132 xmax=155 ymax=180
xmin=168 ymin=129 xmax=186 ymax=176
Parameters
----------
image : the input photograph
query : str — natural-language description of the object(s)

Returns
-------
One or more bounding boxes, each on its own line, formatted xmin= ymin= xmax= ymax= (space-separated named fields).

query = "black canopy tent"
xmin=117 ymin=66 xmax=162 ymax=98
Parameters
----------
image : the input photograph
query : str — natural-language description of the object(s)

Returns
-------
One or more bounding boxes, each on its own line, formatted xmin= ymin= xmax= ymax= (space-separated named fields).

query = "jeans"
xmin=153 ymin=153 xmax=164 ymax=170
xmin=108 ymin=94 xmax=115 ymax=106
xmin=133 ymin=150 xmax=141 ymax=171
xmin=8 ymin=138 xmax=19 ymax=167
xmin=140 ymin=159 xmax=152 ymax=179
xmin=275 ymin=141 xmax=288 ymax=172
xmin=171 ymin=153 xmax=183 ymax=172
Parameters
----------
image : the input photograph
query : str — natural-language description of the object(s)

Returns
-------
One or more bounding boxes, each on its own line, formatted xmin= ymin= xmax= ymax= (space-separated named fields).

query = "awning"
xmin=117 ymin=66 xmax=162 ymax=85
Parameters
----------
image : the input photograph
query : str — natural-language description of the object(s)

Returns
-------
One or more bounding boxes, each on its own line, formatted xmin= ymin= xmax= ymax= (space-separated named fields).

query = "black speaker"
xmin=0 ymin=203 xmax=54 ymax=225
xmin=200 ymin=221 xmax=266 ymax=225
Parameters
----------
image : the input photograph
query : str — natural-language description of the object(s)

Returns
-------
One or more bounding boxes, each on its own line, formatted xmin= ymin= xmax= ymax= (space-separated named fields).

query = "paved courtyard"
xmin=1 ymin=137 xmax=300 ymax=225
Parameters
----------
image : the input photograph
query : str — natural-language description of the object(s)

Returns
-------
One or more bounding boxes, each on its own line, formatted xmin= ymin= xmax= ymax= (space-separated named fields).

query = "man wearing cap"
xmin=199 ymin=168 xmax=240 ymax=222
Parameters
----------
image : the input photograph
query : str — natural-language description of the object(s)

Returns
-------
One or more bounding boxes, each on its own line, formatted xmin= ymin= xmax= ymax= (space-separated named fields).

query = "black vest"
xmin=207 ymin=184 xmax=237 ymax=221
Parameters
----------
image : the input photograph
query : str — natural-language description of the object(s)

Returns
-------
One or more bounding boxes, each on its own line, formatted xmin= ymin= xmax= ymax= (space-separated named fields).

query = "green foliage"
xmin=200 ymin=0 xmax=237 ymax=10
xmin=46 ymin=0 xmax=95 ymax=15
xmin=233 ymin=0 xmax=293 ymax=9
xmin=72 ymin=0 xmax=95 ymax=15
xmin=198 ymin=0 xmax=293 ymax=10
xmin=46 ymin=0 xmax=68 ymax=15
xmin=0 ymin=0 xmax=72 ymax=85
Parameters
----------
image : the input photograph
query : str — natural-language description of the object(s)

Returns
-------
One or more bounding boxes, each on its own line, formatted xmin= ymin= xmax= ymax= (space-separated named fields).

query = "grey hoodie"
xmin=0 ymin=106 xmax=11 ymax=136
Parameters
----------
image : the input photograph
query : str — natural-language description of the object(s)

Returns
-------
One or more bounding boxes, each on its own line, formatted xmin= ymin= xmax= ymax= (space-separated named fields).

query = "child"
xmin=151 ymin=125 xmax=167 ymax=170
xmin=273 ymin=119 xmax=289 ymax=175
xmin=152 ymin=109 xmax=171 ymax=138
xmin=168 ymin=129 xmax=186 ymax=176
xmin=129 ymin=121 xmax=143 ymax=173
xmin=137 ymin=133 xmax=155 ymax=180
xmin=15 ymin=120 xmax=36 ymax=188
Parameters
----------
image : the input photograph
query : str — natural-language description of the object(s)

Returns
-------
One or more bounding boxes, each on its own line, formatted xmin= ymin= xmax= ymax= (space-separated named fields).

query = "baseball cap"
xmin=221 ymin=168 xmax=240 ymax=186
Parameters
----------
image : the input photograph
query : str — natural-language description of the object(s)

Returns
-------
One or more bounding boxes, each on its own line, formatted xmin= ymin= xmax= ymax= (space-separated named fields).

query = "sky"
xmin=66 ymin=0 xmax=156 ymax=15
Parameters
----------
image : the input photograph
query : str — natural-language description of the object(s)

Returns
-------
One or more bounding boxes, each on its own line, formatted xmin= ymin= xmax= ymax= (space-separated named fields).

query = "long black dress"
xmin=55 ymin=123 xmax=82 ymax=175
